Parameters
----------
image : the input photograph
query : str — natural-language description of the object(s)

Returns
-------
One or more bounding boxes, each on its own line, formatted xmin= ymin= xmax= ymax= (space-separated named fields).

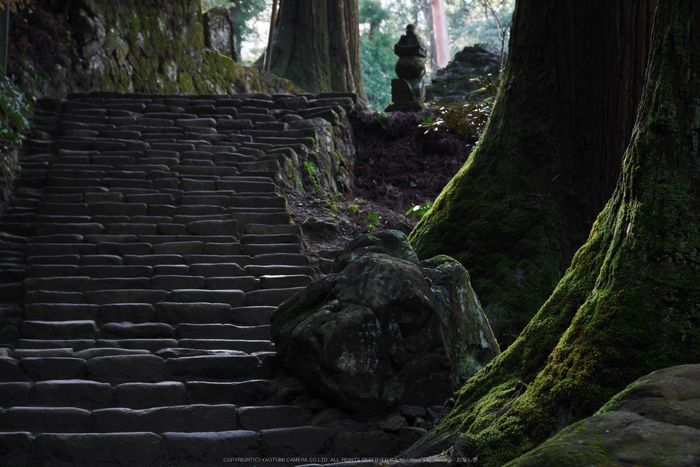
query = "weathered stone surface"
xmin=186 ymin=380 xmax=274 ymax=405
xmin=0 ymin=432 xmax=34 ymax=467
xmin=0 ymin=382 xmax=31 ymax=407
xmin=85 ymin=354 xmax=165 ymax=384
xmin=238 ymin=405 xmax=308 ymax=431
xmin=260 ymin=426 xmax=335 ymax=457
xmin=507 ymin=364 xmax=700 ymax=466
xmin=166 ymin=355 xmax=259 ymax=379
xmin=155 ymin=302 xmax=232 ymax=324
xmin=32 ymin=379 xmax=112 ymax=409
xmin=92 ymin=404 xmax=239 ymax=433
xmin=1 ymin=407 xmax=91 ymax=433
xmin=19 ymin=357 xmax=85 ymax=380
xmin=35 ymin=432 xmax=161 ymax=467
xmin=334 ymin=431 xmax=400 ymax=458
xmin=426 ymin=42 xmax=501 ymax=103
xmin=113 ymin=382 xmax=187 ymax=408
xmin=271 ymin=230 xmax=499 ymax=413
xmin=162 ymin=430 xmax=260 ymax=465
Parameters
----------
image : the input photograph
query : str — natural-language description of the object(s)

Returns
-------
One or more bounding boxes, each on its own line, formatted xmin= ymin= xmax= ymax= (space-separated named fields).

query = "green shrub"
xmin=420 ymin=74 xmax=500 ymax=138
xmin=0 ymin=67 xmax=32 ymax=182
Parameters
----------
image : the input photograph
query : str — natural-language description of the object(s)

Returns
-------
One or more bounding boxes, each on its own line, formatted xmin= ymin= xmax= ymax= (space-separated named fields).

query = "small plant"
xmin=303 ymin=161 xmax=321 ymax=190
xmin=365 ymin=212 xmax=381 ymax=232
xmin=0 ymin=66 xmax=32 ymax=183
xmin=405 ymin=201 xmax=433 ymax=220
xmin=420 ymin=75 xmax=500 ymax=138
xmin=347 ymin=204 xmax=360 ymax=215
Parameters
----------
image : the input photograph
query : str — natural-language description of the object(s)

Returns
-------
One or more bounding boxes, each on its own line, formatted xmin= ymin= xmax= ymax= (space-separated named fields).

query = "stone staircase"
xmin=0 ymin=91 xmax=452 ymax=466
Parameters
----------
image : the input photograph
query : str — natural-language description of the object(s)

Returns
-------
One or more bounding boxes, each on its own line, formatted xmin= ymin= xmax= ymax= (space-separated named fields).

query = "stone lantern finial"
xmin=385 ymin=24 xmax=427 ymax=112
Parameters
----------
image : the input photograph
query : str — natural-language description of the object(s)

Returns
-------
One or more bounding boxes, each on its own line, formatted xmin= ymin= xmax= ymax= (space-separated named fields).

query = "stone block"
xmin=186 ymin=380 xmax=274 ymax=405
xmin=92 ymin=404 xmax=239 ymax=433
xmin=162 ymin=430 xmax=259 ymax=465
xmin=35 ymin=432 xmax=161 ymax=467
xmin=86 ymin=354 xmax=165 ymax=384
xmin=155 ymin=302 xmax=232 ymax=325
xmin=100 ymin=303 xmax=156 ymax=323
xmin=166 ymin=355 xmax=259 ymax=378
xmin=113 ymin=382 xmax=186 ymax=409
xmin=260 ymin=426 xmax=334 ymax=457
xmin=170 ymin=289 xmax=245 ymax=307
xmin=1 ymin=407 xmax=91 ymax=433
xmin=32 ymin=379 xmax=112 ymax=410
xmin=19 ymin=357 xmax=85 ymax=380
xmin=238 ymin=405 xmax=308 ymax=431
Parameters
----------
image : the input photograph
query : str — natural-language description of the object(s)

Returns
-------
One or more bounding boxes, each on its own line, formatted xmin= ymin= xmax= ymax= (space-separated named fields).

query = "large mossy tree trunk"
xmin=409 ymin=0 xmax=654 ymax=346
xmin=268 ymin=0 xmax=367 ymax=99
xmin=406 ymin=0 xmax=700 ymax=465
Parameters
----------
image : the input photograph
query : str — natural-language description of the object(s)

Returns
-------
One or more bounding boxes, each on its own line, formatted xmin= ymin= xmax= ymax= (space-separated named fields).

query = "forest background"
xmin=201 ymin=0 xmax=514 ymax=109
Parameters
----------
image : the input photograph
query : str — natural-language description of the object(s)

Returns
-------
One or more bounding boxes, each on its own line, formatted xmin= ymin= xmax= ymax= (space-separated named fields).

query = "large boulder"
xmin=271 ymin=230 xmax=499 ymax=413
xmin=506 ymin=364 xmax=700 ymax=466
xmin=426 ymin=43 xmax=501 ymax=103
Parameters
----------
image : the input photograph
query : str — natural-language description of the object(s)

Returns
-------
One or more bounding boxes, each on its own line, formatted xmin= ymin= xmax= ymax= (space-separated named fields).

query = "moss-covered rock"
xmin=506 ymin=365 xmax=700 ymax=466
xmin=25 ymin=0 xmax=302 ymax=98
xmin=271 ymin=230 xmax=499 ymax=414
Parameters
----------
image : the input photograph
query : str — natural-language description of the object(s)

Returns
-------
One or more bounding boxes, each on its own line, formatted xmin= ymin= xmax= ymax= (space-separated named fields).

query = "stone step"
xmin=0 ymin=379 xmax=112 ymax=410
xmin=175 ymin=323 xmax=271 ymax=340
xmin=113 ymin=381 xmax=186 ymax=408
xmin=177 ymin=339 xmax=275 ymax=353
xmin=244 ymin=287 xmax=306 ymax=306
xmin=92 ymin=404 xmax=239 ymax=433
xmin=244 ymin=264 xmax=316 ymax=277
xmin=242 ymin=243 xmax=301 ymax=256
xmin=166 ymin=354 xmax=260 ymax=379
xmin=23 ymin=303 xmax=99 ymax=322
xmin=229 ymin=306 xmax=276 ymax=326
xmin=21 ymin=320 xmax=99 ymax=339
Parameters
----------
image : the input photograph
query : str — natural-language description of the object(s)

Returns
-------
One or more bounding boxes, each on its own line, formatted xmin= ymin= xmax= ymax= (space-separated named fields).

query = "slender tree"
xmin=409 ymin=0 xmax=655 ymax=346
xmin=430 ymin=0 xmax=449 ymax=68
xmin=268 ymin=0 xmax=366 ymax=99
xmin=406 ymin=0 xmax=700 ymax=465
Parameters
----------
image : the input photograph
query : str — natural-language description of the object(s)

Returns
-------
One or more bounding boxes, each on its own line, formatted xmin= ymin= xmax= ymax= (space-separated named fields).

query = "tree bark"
xmin=406 ymin=0 xmax=700 ymax=464
xmin=430 ymin=0 xmax=449 ymax=68
xmin=418 ymin=0 xmax=438 ymax=72
xmin=409 ymin=0 xmax=654 ymax=346
xmin=268 ymin=0 xmax=366 ymax=99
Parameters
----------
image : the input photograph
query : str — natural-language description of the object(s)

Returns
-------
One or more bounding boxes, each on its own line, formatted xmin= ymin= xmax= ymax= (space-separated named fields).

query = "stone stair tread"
xmin=175 ymin=323 xmax=271 ymax=340
xmin=14 ymin=339 xmax=96 ymax=351
xmin=242 ymin=243 xmax=301 ymax=256
xmin=244 ymin=287 xmax=306 ymax=306
xmin=229 ymin=306 xmax=276 ymax=326
xmin=23 ymin=303 xmax=100 ymax=322
xmin=0 ymin=406 xmax=92 ymax=433
xmin=21 ymin=320 xmax=99 ymax=339
xmin=177 ymin=339 xmax=275 ymax=353
xmin=95 ymin=338 xmax=179 ymax=353
xmin=166 ymin=354 xmax=260 ymax=379
xmin=12 ymin=348 xmax=74 ymax=358
xmin=238 ymin=405 xmax=309 ymax=431
xmin=185 ymin=379 xmax=274 ymax=404
xmin=92 ymin=404 xmax=239 ymax=433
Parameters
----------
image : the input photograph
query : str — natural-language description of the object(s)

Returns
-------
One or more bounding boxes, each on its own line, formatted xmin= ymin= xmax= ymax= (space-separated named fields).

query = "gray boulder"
xmin=506 ymin=364 xmax=700 ymax=466
xmin=426 ymin=43 xmax=501 ymax=103
xmin=271 ymin=230 xmax=499 ymax=413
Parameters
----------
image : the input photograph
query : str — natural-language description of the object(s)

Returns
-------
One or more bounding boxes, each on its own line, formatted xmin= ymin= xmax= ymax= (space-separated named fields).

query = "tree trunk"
xmin=406 ymin=0 xmax=700 ymax=464
xmin=269 ymin=0 xmax=366 ymax=99
xmin=418 ymin=0 xmax=438 ymax=72
xmin=430 ymin=0 xmax=449 ymax=68
xmin=409 ymin=0 xmax=654 ymax=347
